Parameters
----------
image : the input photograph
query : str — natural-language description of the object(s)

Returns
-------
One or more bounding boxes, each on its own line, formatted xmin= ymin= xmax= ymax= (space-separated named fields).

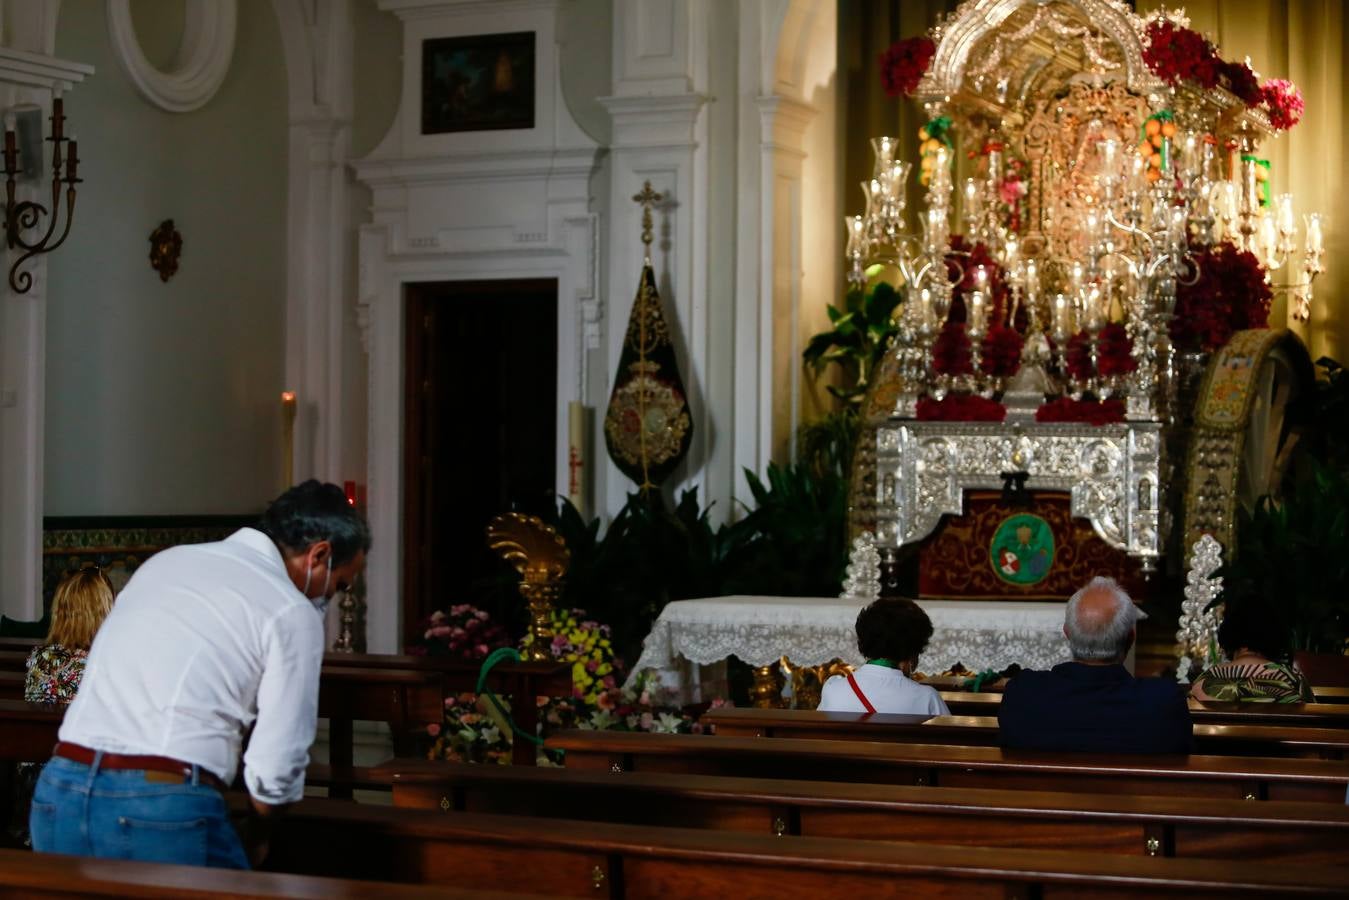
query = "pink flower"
xmin=998 ymin=176 xmax=1026 ymax=205
xmin=1262 ymin=79 xmax=1304 ymax=131
xmin=426 ymin=723 xmax=441 ymax=737
xmin=639 ymin=712 xmax=654 ymax=730
xmin=475 ymin=610 xmax=489 ymax=620
xmin=596 ymin=691 xmax=617 ymax=711
xmin=586 ymin=659 xmax=599 ymax=673
xmin=474 ymin=644 xmax=489 ymax=657
xmin=638 ymin=691 xmax=650 ymax=706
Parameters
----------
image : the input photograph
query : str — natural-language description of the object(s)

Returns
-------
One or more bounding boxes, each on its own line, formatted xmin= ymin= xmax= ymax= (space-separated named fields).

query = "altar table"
xmin=629 ymin=595 xmax=1071 ymax=704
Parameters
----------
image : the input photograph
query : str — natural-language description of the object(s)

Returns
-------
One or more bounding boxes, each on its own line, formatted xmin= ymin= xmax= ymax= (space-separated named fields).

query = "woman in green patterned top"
xmin=1190 ymin=600 xmax=1313 ymax=703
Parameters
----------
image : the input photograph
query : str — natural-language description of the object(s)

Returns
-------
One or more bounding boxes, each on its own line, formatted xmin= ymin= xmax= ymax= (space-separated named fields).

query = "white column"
xmin=597 ymin=0 xmax=711 ymax=519
xmin=271 ymin=0 xmax=355 ymax=488
xmin=0 ymin=43 xmax=92 ymax=621
xmin=733 ymin=0 xmax=828 ymax=480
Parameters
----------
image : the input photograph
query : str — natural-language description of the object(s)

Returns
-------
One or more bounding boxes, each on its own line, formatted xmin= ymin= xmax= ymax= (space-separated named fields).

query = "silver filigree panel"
xmin=874 ymin=421 xmax=1164 ymax=561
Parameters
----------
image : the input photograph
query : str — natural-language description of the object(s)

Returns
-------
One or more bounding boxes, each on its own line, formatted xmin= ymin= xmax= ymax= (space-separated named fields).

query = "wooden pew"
xmin=0 ymin=670 xmax=24 ymax=701
xmin=939 ymin=690 xmax=1349 ymax=728
xmin=0 ymin=649 xmax=31 ymax=671
xmin=260 ymin=796 xmax=1349 ymax=897
xmin=546 ymin=730 xmax=1349 ymax=802
xmin=704 ymin=708 xmax=1349 ymax=758
xmin=0 ymin=699 xmax=62 ymax=761
xmin=381 ymin=758 xmax=1349 ymax=866
xmin=323 ymin=652 xmax=572 ymax=767
xmin=0 ymin=848 xmax=534 ymax=898
xmin=0 ymin=636 xmax=38 ymax=653
xmin=317 ymin=665 xmax=442 ymax=798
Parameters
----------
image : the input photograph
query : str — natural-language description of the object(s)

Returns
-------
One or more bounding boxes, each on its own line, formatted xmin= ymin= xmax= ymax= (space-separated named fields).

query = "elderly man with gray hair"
xmin=998 ymin=576 xmax=1192 ymax=754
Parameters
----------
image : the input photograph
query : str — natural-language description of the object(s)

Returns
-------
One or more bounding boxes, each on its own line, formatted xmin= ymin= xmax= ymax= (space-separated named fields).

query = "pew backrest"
xmin=262 ymin=796 xmax=1349 ymax=897
xmin=546 ymin=729 xmax=1349 ymax=802
xmin=381 ymin=757 xmax=1349 ymax=866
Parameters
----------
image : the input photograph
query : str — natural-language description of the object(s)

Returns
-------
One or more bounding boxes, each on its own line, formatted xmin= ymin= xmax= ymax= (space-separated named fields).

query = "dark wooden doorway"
xmin=403 ymin=279 xmax=558 ymax=648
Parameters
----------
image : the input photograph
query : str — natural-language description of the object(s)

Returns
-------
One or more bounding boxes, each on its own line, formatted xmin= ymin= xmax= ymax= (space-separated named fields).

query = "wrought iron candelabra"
xmin=3 ymin=95 xmax=80 ymax=294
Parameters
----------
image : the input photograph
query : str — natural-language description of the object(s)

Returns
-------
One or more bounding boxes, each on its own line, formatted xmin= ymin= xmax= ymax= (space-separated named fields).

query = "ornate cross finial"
xmin=632 ymin=181 xmax=663 ymax=260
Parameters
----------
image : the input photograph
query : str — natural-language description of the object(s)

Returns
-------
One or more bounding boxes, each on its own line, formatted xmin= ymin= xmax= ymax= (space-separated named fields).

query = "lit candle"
xmin=969 ymin=290 xmax=987 ymax=335
xmin=1053 ymin=293 xmax=1068 ymax=337
xmin=973 ymin=265 xmax=989 ymax=293
xmin=1306 ymin=213 xmax=1323 ymax=254
xmin=919 ymin=287 xmax=934 ymax=331
xmin=1276 ymin=194 xmax=1295 ymax=235
xmin=568 ymin=401 xmax=588 ymax=517
xmin=1259 ymin=214 xmax=1278 ymax=261
xmin=871 ymin=136 xmax=897 ymax=175
xmin=281 ymin=391 xmax=297 ymax=488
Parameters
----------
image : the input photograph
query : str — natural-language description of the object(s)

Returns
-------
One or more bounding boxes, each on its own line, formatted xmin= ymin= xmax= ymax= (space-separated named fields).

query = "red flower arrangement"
xmin=1171 ymin=241 xmax=1272 ymax=352
xmin=930 ymin=321 xmax=973 ymax=376
xmin=1262 ymin=79 xmax=1304 ymax=131
xmin=981 ymin=324 xmax=1023 ymax=377
xmin=1143 ymin=20 xmax=1218 ymax=88
xmin=1218 ymin=59 xmax=1262 ymax=106
xmin=1064 ymin=332 xmax=1093 ymax=381
xmin=1096 ymin=323 xmax=1138 ymax=378
xmin=879 ymin=36 xmax=936 ymax=98
xmin=1035 ymin=397 xmax=1126 ymax=426
xmin=916 ymin=394 xmax=1006 ymax=422
xmin=409 ymin=605 xmax=511 ymax=661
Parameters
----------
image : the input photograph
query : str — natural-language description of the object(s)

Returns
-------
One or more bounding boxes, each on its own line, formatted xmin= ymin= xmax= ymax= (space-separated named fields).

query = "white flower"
xmin=654 ymin=712 xmax=683 ymax=734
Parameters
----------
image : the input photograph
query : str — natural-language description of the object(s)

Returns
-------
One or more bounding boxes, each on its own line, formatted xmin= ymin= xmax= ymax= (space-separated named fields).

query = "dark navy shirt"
xmin=997 ymin=662 xmax=1193 ymax=754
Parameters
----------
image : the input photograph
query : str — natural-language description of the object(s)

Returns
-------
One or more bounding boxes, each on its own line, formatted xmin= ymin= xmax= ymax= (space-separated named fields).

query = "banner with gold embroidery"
xmin=604 ymin=261 xmax=693 ymax=493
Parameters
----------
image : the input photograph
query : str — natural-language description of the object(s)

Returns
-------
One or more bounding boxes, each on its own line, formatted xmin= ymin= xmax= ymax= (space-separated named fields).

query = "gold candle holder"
xmin=487 ymin=512 xmax=570 ymax=662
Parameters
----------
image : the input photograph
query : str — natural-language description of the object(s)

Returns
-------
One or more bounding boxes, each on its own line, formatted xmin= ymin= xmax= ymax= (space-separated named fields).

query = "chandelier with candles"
xmin=846 ymin=0 xmax=1324 ymax=425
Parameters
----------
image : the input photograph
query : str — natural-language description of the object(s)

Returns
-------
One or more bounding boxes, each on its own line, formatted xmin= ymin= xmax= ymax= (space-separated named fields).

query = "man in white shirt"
xmin=818 ymin=597 xmax=950 ymax=716
xmin=30 ymin=480 xmax=369 ymax=869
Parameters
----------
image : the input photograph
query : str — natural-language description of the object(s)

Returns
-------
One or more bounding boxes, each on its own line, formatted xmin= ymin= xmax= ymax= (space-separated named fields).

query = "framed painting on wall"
xmin=421 ymin=31 xmax=536 ymax=134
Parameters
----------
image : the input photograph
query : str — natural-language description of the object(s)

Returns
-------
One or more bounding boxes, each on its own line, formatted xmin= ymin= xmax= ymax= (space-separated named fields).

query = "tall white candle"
xmin=281 ymin=391 xmax=297 ymax=489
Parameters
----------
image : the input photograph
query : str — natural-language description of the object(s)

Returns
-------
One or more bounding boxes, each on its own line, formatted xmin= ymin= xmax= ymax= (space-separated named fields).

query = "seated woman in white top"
xmin=818 ymin=597 xmax=950 ymax=716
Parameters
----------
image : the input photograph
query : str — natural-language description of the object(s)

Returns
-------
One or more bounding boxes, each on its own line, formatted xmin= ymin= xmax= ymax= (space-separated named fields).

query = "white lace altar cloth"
xmin=629 ymin=595 xmax=1070 ymax=703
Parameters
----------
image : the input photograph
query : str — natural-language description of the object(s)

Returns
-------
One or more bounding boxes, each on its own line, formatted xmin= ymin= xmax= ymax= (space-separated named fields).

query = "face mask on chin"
xmin=302 ymin=556 xmax=334 ymax=612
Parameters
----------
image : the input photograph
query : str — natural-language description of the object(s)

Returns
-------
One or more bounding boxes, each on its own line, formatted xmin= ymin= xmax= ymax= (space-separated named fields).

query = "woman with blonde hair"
xmin=11 ymin=567 xmax=115 ymax=845
xmin=25 ymin=567 xmax=116 ymax=704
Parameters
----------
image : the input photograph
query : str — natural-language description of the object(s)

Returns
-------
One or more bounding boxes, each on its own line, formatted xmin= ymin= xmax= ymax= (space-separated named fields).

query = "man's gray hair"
xmin=1064 ymin=576 xmax=1145 ymax=661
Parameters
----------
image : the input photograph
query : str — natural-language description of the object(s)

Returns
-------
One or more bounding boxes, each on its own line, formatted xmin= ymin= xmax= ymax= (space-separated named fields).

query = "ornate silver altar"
xmin=873 ymin=420 xmax=1163 ymax=567
xmin=846 ymin=0 xmax=1321 ymax=579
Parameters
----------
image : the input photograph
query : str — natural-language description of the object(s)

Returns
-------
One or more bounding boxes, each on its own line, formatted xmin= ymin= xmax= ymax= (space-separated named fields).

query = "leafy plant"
xmin=802 ymin=281 xmax=901 ymax=404
xmin=1219 ymin=460 xmax=1349 ymax=654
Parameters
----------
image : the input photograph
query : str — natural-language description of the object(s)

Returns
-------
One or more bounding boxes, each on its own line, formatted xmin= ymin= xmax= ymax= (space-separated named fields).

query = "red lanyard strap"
xmin=846 ymin=672 xmax=876 ymax=714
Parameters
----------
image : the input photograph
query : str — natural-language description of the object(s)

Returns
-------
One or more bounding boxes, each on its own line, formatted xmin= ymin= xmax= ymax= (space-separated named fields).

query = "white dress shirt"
xmin=60 ymin=528 xmax=325 ymax=805
xmin=817 ymin=663 xmax=951 ymax=716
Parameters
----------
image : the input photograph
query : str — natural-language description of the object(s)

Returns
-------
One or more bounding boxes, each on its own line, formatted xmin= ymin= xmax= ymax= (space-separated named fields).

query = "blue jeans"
xmin=30 ymin=754 xmax=248 ymax=869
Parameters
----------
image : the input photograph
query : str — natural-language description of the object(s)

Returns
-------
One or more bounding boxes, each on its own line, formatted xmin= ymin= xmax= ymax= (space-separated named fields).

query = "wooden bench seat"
xmin=379 ymin=758 xmax=1349 ymax=866
xmin=704 ymin=708 xmax=1349 ymax=758
xmin=0 ymin=847 xmax=534 ymax=898
xmin=322 ymin=653 xmax=571 ymax=767
xmin=258 ymin=796 xmax=1349 ymax=898
xmin=546 ymin=730 xmax=1349 ymax=802
xmin=938 ymin=691 xmax=1349 ymax=728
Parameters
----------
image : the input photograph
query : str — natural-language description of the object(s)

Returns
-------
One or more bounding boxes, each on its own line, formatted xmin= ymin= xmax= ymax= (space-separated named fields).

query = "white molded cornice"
xmin=0 ymin=47 xmax=93 ymax=90
xmin=378 ymin=0 xmax=559 ymax=19
xmin=599 ymin=92 xmax=708 ymax=148
xmin=757 ymin=94 xmax=816 ymax=156
xmin=353 ymin=146 xmax=599 ymax=187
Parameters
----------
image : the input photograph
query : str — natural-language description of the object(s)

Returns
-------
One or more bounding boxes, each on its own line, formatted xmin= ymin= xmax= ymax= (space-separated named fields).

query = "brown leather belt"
xmin=54 ymin=742 xmax=227 ymax=792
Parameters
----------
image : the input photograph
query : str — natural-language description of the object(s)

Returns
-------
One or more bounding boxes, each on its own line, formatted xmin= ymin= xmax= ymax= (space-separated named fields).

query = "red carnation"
xmin=1172 ymin=241 xmax=1271 ymax=352
xmin=930 ymin=321 xmax=973 ymax=376
xmin=1262 ymin=79 xmax=1304 ymax=131
xmin=1064 ymin=332 xmax=1093 ymax=381
xmin=1035 ymin=397 xmax=1126 ymax=426
xmin=916 ymin=394 xmax=1007 ymax=422
xmin=981 ymin=324 xmax=1024 ymax=377
xmin=1143 ymin=20 xmax=1219 ymax=88
xmin=1219 ymin=60 xmax=1262 ymax=106
xmin=1096 ymin=323 xmax=1138 ymax=377
xmin=879 ymin=37 xmax=936 ymax=98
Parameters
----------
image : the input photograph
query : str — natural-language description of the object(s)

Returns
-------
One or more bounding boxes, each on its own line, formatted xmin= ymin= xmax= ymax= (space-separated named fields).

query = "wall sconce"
xmin=3 ymin=93 xmax=80 ymax=294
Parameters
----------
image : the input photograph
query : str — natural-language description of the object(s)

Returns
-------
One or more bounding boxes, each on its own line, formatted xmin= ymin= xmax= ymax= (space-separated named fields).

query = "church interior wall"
xmin=44 ymin=0 xmax=288 ymax=516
